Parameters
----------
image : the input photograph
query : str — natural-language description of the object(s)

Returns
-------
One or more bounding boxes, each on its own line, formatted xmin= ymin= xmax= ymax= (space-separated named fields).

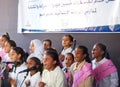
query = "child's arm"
xmin=84 ymin=76 xmax=93 ymax=87
xmin=38 ymin=82 xmax=46 ymax=87
xmin=8 ymin=78 xmax=17 ymax=87
xmin=25 ymin=80 xmax=30 ymax=87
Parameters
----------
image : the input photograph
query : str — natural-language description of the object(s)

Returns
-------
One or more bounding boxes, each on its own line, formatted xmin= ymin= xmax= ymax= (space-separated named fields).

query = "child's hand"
xmin=5 ymin=66 xmax=10 ymax=72
xmin=39 ymin=82 xmax=46 ymax=87
xmin=25 ymin=80 xmax=30 ymax=87
xmin=9 ymin=78 xmax=17 ymax=87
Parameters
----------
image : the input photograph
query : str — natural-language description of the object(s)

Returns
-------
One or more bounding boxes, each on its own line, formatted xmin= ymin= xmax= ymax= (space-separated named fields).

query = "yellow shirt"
xmin=70 ymin=60 xmax=93 ymax=87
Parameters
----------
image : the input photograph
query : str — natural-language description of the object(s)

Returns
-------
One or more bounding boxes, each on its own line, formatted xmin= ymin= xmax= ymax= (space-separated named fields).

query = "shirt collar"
xmin=94 ymin=57 xmax=108 ymax=66
xmin=73 ymin=60 xmax=86 ymax=71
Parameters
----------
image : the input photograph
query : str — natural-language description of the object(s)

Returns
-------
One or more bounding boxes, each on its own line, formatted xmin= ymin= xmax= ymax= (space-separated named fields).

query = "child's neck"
xmin=48 ymin=66 xmax=57 ymax=71
xmin=96 ymin=57 xmax=103 ymax=62
xmin=63 ymin=46 xmax=70 ymax=50
xmin=76 ymin=60 xmax=84 ymax=67
xmin=30 ymin=71 xmax=37 ymax=76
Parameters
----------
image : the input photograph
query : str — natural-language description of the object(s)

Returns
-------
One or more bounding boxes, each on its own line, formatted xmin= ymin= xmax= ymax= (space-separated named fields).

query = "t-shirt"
xmin=42 ymin=66 xmax=67 ymax=87
xmin=25 ymin=72 xmax=41 ymax=87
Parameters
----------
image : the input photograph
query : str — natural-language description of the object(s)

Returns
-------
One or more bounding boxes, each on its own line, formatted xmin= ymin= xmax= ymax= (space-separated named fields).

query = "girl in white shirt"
xmin=3 ymin=40 xmax=16 ymax=67
xmin=92 ymin=43 xmax=119 ymax=87
xmin=0 ymin=33 xmax=10 ymax=60
xmin=27 ymin=39 xmax=44 ymax=62
xmin=59 ymin=34 xmax=74 ymax=67
xmin=62 ymin=53 xmax=74 ymax=87
xmin=25 ymin=57 xmax=42 ymax=87
xmin=2 ymin=40 xmax=16 ymax=87
xmin=39 ymin=48 xmax=67 ymax=87
xmin=9 ymin=47 xmax=27 ymax=87
xmin=0 ymin=34 xmax=10 ymax=87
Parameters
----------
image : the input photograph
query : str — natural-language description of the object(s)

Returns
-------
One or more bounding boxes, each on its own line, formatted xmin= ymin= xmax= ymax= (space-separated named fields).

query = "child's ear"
xmin=53 ymin=60 xmax=57 ymax=65
xmin=70 ymin=41 xmax=73 ymax=46
xmin=36 ymin=65 xmax=39 ymax=68
xmin=83 ymin=54 xmax=87 ymax=58
xmin=101 ymin=50 xmax=105 ymax=56
xmin=18 ymin=54 xmax=21 ymax=59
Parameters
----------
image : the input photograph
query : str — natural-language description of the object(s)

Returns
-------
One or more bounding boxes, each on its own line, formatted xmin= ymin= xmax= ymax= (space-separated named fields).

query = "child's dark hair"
xmin=96 ymin=43 xmax=110 ymax=59
xmin=29 ymin=57 xmax=43 ymax=75
xmin=78 ymin=45 xmax=91 ymax=63
xmin=12 ymin=47 xmax=26 ymax=63
xmin=45 ymin=48 xmax=59 ymax=66
xmin=2 ymin=32 xmax=10 ymax=41
xmin=7 ymin=40 xmax=16 ymax=47
xmin=43 ymin=39 xmax=52 ymax=47
xmin=64 ymin=34 xmax=74 ymax=42
xmin=66 ymin=53 xmax=74 ymax=61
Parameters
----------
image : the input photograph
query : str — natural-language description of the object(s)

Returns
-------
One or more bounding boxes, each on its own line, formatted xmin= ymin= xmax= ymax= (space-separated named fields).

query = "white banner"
xmin=18 ymin=0 xmax=120 ymax=33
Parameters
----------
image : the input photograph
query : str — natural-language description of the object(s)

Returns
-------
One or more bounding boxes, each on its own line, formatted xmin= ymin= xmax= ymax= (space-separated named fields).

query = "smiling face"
xmin=43 ymin=53 xmax=56 ymax=71
xmin=27 ymin=58 xmax=36 ymax=68
xmin=10 ymin=49 xmax=21 ymax=62
xmin=92 ymin=44 xmax=104 ymax=59
xmin=4 ymin=41 xmax=12 ymax=53
xmin=74 ymin=47 xmax=86 ymax=63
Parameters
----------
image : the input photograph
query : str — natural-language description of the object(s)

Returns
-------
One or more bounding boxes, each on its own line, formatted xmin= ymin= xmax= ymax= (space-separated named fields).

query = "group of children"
xmin=0 ymin=33 xmax=119 ymax=87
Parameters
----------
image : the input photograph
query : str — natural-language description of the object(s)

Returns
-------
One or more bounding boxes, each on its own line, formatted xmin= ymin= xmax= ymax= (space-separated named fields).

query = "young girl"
xmin=0 ymin=33 xmax=10 ymax=49
xmin=27 ymin=39 xmax=44 ymax=62
xmin=8 ymin=47 xmax=27 ymax=87
xmin=0 ymin=33 xmax=10 ymax=59
xmin=59 ymin=34 xmax=74 ymax=67
xmin=25 ymin=57 xmax=43 ymax=87
xmin=43 ymin=39 xmax=52 ymax=51
xmin=3 ymin=40 xmax=16 ymax=63
xmin=1 ymin=40 xmax=16 ymax=87
xmin=39 ymin=48 xmax=67 ymax=87
xmin=92 ymin=43 xmax=119 ymax=87
xmin=63 ymin=53 xmax=74 ymax=87
xmin=70 ymin=46 xmax=93 ymax=87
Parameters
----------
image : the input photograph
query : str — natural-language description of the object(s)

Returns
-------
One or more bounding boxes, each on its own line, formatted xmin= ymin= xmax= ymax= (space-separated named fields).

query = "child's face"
xmin=10 ymin=49 xmax=21 ymax=62
xmin=43 ymin=54 xmax=56 ymax=71
xmin=92 ymin=44 xmax=104 ymax=58
xmin=62 ymin=36 xmax=72 ymax=47
xmin=65 ymin=54 xmax=74 ymax=67
xmin=27 ymin=59 xmax=36 ymax=68
xmin=4 ymin=42 xmax=12 ymax=53
xmin=1 ymin=37 xmax=7 ymax=47
xmin=29 ymin=42 xmax=34 ymax=53
xmin=74 ymin=48 xmax=86 ymax=62
xmin=43 ymin=41 xmax=51 ymax=51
